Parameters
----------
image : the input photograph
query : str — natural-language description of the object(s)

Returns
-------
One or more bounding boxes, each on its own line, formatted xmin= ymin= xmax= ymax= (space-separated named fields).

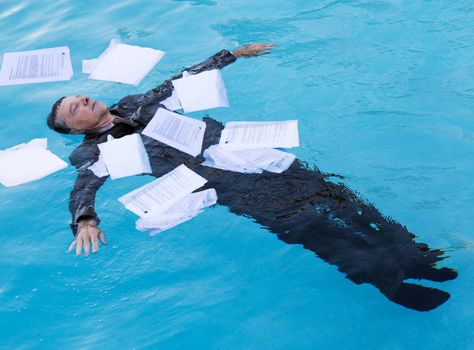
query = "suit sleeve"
xmin=68 ymin=141 xmax=109 ymax=236
xmin=177 ymin=49 xmax=237 ymax=76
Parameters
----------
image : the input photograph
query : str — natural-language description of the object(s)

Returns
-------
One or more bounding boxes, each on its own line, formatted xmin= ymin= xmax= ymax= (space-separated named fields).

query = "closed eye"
xmin=68 ymin=102 xmax=78 ymax=116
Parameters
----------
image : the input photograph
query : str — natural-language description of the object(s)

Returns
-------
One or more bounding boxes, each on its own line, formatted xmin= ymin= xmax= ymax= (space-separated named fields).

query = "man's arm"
xmin=69 ymin=169 xmax=107 ymax=232
xmin=182 ymin=43 xmax=275 ymax=76
xmin=126 ymin=43 xmax=275 ymax=125
xmin=171 ymin=48 xmax=237 ymax=78
xmin=68 ymin=169 xmax=108 ymax=256
xmin=68 ymin=143 xmax=108 ymax=256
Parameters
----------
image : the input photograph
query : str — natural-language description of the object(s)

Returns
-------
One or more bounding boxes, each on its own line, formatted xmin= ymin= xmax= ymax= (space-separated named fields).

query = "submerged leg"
xmin=209 ymin=161 xmax=457 ymax=311
xmin=405 ymin=265 xmax=458 ymax=283
xmin=387 ymin=283 xmax=451 ymax=312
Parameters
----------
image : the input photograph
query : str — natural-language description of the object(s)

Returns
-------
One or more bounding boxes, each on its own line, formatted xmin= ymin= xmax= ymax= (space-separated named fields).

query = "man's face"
xmin=57 ymin=95 xmax=109 ymax=132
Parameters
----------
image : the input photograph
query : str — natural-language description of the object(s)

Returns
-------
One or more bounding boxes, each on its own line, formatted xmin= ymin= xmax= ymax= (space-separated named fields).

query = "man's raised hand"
xmin=68 ymin=219 xmax=107 ymax=257
xmin=232 ymin=43 xmax=276 ymax=58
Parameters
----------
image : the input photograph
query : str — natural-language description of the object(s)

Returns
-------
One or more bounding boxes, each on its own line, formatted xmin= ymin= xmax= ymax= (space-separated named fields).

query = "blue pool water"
xmin=0 ymin=0 xmax=473 ymax=348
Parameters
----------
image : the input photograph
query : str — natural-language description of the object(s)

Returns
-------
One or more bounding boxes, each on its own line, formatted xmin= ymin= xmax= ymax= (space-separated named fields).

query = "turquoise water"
xmin=0 ymin=0 xmax=473 ymax=348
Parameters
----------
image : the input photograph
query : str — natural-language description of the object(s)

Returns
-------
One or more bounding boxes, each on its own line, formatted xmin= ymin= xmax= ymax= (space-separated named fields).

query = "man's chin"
xmin=97 ymin=106 xmax=109 ymax=118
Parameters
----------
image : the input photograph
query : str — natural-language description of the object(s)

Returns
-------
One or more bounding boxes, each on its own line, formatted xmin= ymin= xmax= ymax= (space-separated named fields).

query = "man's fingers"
xmin=233 ymin=43 xmax=276 ymax=58
xmin=84 ymin=238 xmax=91 ymax=257
xmin=68 ymin=240 xmax=77 ymax=253
xmin=76 ymin=238 xmax=83 ymax=256
xmin=246 ymin=43 xmax=275 ymax=48
xmin=71 ymin=224 xmax=106 ymax=257
xmin=91 ymin=236 xmax=99 ymax=253
xmin=249 ymin=43 xmax=276 ymax=51
xmin=99 ymin=231 xmax=107 ymax=245
xmin=99 ymin=233 xmax=107 ymax=245
xmin=255 ymin=43 xmax=276 ymax=49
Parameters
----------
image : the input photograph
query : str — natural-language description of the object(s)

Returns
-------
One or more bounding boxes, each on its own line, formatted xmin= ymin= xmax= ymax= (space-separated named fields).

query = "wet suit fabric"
xmin=68 ymin=49 xmax=457 ymax=312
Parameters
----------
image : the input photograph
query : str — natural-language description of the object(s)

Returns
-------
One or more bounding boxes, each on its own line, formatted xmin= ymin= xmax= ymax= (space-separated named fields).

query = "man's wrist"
xmin=77 ymin=218 xmax=98 ymax=229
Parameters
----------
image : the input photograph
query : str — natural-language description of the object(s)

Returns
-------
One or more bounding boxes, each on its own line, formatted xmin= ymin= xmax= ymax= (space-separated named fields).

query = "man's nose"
xmin=80 ymin=96 xmax=90 ymax=105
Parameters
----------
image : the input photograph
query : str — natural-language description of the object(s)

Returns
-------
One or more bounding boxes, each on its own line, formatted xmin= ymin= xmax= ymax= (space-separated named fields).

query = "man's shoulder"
xmin=111 ymin=94 xmax=144 ymax=116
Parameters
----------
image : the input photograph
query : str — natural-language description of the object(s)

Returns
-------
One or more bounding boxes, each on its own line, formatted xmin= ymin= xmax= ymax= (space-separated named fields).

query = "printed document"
xmin=98 ymin=134 xmax=151 ymax=180
xmin=0 ymin=47 xmax=73 ymax=85
xmin=142 ymin=108 xmax=206 ymax=157
xmin=0 ymin=138 xmax=68 ymax=187
xmin=219 ymin=120 xmax=299 ymax=149
xmin=172 ymin=69 xmax=229 ymax=113
xmin=88 ymin=43 xmax=165 ymax=85
xmin=135 ymin=188 xmax=218 ymax=235
xmin=118 ymin=164 xmax=207 ymax=218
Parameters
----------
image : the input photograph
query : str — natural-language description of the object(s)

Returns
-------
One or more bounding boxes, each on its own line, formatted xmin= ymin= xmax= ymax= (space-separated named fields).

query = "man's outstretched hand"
xmin=232 ymin=43 xmax=276 ymax=58
xmin=68 ymin=219 xmax=107 ymax=257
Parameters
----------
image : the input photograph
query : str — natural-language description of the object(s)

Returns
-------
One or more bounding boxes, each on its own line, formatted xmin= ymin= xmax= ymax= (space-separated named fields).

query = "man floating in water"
xmin=47 ymin=43 xmax=457 ymax=311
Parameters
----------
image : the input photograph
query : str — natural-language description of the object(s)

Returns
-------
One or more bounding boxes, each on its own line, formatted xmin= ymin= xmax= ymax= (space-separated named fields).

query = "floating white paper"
xmin=2 ymin=138 xmax=47 ymax=152
xmin=136 ymin=188 xmax=218 ymax=235
xmin=88 ymin=43 xmax=165 ymax=86
xmin=202 ymin=145 xmax=248 ymax=173
xmin=161 ymin=90 xmax=182 ymax=111
xmin=219 ymin=120 xmax=299 ymax=149
xmin=202 ymin=145 xmax=296 ymax=173
xmin=0 ymin=47 xmax=73 ymax=86
xmin=172 ymin=69 xmax=229 ymax=113
xmin=98 ymin=134 xmax=151 ymax=180
xmin=82 ymin=39 xmax=121 ymax=74
xmin=238 ymin=148 xmax=296 ymax=173
xmin=0 ymin=138 xmax=68 ymax=187
xmin=87 ymin=154 xmax=109 ymax=178
xmin=118 ymin=164 xmax=207 ymax=218
xmin=142 ymin=108 xmax=206 ymax=157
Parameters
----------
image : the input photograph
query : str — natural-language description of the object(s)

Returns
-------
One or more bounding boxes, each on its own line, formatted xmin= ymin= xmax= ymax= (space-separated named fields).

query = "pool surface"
xmin=0 ymin=0 xmax=473 ymax=349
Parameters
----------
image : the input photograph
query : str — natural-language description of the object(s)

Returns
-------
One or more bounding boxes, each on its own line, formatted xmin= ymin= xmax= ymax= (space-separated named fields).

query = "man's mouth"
xmin=92 ymin=101 xmax=96 ymax=111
